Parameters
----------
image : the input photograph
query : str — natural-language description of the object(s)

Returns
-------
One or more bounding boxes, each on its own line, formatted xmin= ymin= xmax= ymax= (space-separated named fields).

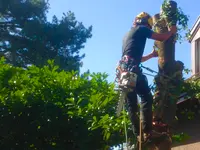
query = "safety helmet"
xmin=135 ymin=12 xmax=153 ymax=28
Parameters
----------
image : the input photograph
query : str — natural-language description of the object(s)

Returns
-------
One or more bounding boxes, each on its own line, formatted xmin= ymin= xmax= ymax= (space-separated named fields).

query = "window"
xmin=195 ymin=38 xmax=200 ymax=73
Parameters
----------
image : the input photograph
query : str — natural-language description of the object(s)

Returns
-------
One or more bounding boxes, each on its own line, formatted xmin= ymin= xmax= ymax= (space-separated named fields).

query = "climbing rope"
xmin=140 ymin=64 xmax=176 ymax=82
xmin=143 ymin=72 xmax=155 ymax=77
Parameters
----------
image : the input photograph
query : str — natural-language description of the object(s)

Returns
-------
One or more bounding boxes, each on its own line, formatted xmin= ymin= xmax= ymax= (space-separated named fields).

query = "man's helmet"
xmin=135 ymin=12 xmax=153 ymax=28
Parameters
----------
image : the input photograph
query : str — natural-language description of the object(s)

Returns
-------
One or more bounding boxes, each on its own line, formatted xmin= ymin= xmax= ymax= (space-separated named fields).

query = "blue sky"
xmin=47 ymin=0 xmax=199 ymax=85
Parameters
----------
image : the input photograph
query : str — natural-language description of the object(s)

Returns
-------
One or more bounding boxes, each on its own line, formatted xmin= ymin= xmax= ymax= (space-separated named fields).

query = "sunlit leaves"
xmin=160 ymin=0 xmax=190 ymax=43
xmin=0 ymin=58 xmax=126 ymax=149
xmin=172 ymin=132 xmax=190 ymax=144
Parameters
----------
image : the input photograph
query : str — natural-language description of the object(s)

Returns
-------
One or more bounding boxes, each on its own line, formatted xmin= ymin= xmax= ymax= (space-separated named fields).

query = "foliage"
xmin=160 ymin=0 xmax=190 ymax=42
xmin=181 ymin=77 xmax=200 ymax=100
xmin=0 ymin=0 xmax=92 ymax=71
xmin=172 ymin=132 xmax=190 ymax=144
xmin=0 ymin=57 xmax=128 ymax=150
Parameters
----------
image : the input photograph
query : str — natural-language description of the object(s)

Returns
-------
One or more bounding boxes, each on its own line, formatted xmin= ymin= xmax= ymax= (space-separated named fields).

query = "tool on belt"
xmin=115 ymin=55 xmax=140 ymax=117
xmin=115 ymin=55 xmax=140 ymax=88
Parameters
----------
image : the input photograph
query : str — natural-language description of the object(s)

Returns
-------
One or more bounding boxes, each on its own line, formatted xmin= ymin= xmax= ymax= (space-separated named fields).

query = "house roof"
xmin=189 ymin=15 xmax=200 ymax=42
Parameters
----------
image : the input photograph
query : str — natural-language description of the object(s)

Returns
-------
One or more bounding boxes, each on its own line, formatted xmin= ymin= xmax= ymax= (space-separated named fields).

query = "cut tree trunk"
xmin=143 ymin=1 xmax=185 ymax=150
xmin=152 ymin=0 xmax=184 ymax=129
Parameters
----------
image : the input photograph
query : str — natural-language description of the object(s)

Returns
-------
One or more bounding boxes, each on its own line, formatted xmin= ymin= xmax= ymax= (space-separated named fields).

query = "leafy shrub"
xmin=172 ymin=133 xmax=190 ymax=144
xmin=0 ymin=58 xmax=127 ymax=150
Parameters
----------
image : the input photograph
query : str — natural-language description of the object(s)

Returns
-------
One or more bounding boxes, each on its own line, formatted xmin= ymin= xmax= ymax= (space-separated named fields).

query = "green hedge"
xmin=0 ymin=58 xmax=128 ymax=150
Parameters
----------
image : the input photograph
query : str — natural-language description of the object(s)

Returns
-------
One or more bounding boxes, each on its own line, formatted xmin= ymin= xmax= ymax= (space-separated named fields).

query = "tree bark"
xmin=152 ymin=0 xmax=184 ymax=128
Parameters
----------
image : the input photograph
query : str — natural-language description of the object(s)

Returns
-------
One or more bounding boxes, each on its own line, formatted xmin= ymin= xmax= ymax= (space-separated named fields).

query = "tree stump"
xmin=152 ymin=0 xmax=183 ymax=128
xmin=150 ymin=1 xmax=185 ymax=150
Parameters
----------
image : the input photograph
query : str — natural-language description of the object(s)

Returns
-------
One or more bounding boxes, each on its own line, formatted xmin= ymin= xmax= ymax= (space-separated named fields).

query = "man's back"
xmin=122 ymin=25 xmax=153 ymax=64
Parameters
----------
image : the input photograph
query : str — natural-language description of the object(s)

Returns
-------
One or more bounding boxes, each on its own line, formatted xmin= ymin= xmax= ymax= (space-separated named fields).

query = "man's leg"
xmin=136 ymin=74 xmax=153 ymax=135
xmin=136 ymin=74 xmax=166 ymax=142
xmin=126 ymin=90 xmax=139 ymax=137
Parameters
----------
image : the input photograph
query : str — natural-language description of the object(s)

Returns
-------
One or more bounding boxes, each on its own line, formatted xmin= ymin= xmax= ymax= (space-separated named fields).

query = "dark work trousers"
xmin=125 ymin=72 xmax=153 ymax=136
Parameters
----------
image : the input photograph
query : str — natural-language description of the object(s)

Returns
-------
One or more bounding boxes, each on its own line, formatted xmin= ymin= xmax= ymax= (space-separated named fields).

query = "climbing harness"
xmin=115 ymin=55 xmax=139 ymax=116
xmin=115 ymin=55 xmax=138 ymax=87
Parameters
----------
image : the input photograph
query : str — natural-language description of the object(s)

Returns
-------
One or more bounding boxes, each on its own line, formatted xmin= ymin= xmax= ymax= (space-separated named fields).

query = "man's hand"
xmin=141 ymin=49 xmax=158 ymax=62
xmin=168 ymin=25 xmax=177 ymax=34
xmin=151 ymin=25 xmax=177 ymax=41
xmin=150 ymin=49 xmax=158 ymax=57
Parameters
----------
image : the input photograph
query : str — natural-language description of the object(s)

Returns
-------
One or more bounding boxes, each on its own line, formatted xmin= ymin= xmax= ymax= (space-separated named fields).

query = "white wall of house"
xmin=190 ymin=16 xmax=200 ymax=75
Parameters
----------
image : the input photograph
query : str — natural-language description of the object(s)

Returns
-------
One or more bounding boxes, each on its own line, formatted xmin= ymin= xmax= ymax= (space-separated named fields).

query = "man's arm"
xmin=150 ymin=26 xmax=177 ymax=41
xmin=141 ymin=49 xmax=158 ymax=62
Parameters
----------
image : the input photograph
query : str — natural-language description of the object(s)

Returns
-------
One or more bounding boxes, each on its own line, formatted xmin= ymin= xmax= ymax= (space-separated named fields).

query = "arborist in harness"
xmin=120 ymin=12 xmax=177 ymax=143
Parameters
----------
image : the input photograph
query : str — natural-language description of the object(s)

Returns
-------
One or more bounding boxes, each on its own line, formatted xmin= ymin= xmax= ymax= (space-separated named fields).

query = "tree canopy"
xmin=0 ymin=0 xmax=92 ymax=71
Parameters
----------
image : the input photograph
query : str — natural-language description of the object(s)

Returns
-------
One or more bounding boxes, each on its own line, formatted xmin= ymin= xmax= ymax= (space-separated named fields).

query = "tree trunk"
xmin=152 ymin=0 xmax=184 ymax=128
